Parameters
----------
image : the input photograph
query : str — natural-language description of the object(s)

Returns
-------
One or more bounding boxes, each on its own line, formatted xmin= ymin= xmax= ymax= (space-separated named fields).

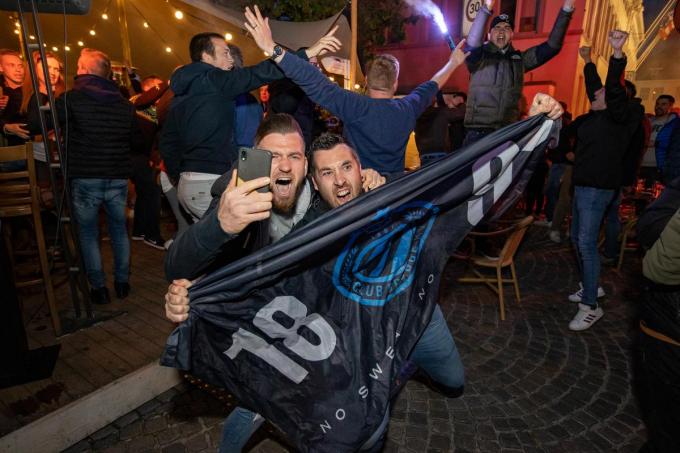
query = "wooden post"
xmin=116 ymin=0 xmax=133 ymax=67
xmin=350 ymin=0 xmax=358 ymax=89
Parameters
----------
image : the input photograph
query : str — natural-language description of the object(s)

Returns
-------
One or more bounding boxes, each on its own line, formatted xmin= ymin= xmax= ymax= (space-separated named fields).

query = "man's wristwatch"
xmin=270 ymin=44 xmax=283 ymax=59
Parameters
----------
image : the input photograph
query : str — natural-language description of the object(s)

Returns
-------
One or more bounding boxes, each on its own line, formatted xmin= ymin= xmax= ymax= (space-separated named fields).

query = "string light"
xmin=89 ymin=29 xmax=96 ymax=36
xmin=13 ymin=29 xmax=19 ymax=35
xmin=174 ymin=10 xmax=184 ymax=20
xmin=29 ymin=35 xmax=35 ymax=40
xmin=225 ymin=32 xmax=233 ymax=41
xmin=15 ymin=21 xmax=20 ymax=28
xmin=354 ymin=84 xmax=360 ymax=89
xmin=101 ymin=13 xmax=108 ymax=20
xmin=143 ymin=21 xmax=149 ymax=28
xmin=77 ymin=40 xmax=84 ymax=46
xmin=52 ymin=46 xmax=58 ymax=51
xmin=64 ymin=46 xmax=71 ymax=51
xmin=165 ymin=46 xmax=172 ymax=53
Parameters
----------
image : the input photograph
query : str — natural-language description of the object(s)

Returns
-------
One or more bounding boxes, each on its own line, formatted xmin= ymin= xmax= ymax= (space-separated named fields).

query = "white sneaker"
xmin=568 ymin=282 xmax=605 ymax=302
xmin=549 ymin=230 xmax=561 ymax=243
xmin=569 ymin=303 xmax=604 ymax=331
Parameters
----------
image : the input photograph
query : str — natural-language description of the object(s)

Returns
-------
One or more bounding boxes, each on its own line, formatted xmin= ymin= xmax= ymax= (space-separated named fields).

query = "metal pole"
xmin=116 ymin=0 xmax=132 ymax=67
xmin=350 ymin=0 xmax=358 ymax=89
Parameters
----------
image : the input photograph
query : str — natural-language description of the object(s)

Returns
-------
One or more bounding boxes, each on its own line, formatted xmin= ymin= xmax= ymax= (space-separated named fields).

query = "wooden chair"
xmin=458 ymin=216 xmax=534 ymax=321
xmin=0 ymin=143 xmax=61 ymax=335
xmin=616 ymin=217 xmax=638 ymax=271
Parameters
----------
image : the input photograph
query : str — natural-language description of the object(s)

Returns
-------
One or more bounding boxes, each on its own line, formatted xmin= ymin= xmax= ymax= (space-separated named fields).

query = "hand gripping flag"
xmin=161 ymin=115 xmax=556 ymax=452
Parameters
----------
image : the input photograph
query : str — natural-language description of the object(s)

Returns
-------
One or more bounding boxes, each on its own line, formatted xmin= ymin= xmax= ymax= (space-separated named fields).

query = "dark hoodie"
xmin=49 ymin=74 xmax=136 ymax=179
xmin=160 ymin=54 xmax=306 ymax=181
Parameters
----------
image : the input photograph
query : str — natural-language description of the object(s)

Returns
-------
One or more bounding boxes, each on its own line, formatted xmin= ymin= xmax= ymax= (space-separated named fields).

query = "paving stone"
xmin=161 ymin=443 xmax=187 ymax=453
xmin=120 ymin=420 xmax=144 ymax=440
xmin=184 ymin=433 xmax=209 ymax=452
xmin=127 ymin=434 xmax=156 ymax=452
xmin=113 ymin=411 xmax=141 ymax=429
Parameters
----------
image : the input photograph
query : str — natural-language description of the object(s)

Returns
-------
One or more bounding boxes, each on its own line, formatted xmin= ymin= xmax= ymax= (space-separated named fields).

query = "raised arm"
xmin=604 ymin=30 xmax=630 ymax=124
xmin=431 ymin=39 xmax=470 ymax=90
xmin=244 ymin=6 xmax=367 ymax=123
xmin=579 ymin=46 xmax=603 ymax=101
xmin=464 ymin=0 xmax=494 ymax=71
xmin=522 ymin=0 xmax=574 ymax=71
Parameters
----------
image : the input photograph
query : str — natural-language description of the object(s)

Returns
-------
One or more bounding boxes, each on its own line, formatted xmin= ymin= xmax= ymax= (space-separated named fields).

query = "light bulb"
xmin=354 ymin=84 xmax=360 ymax=89
xmin=225 ymin=33 xmax=233 ymax=41
xmin=174 ymin=10 xmax=184 ymax=20
xmin=65 ymin=46 xmax=71 ymax=51
xmin=89 ymin=29 xmax=96 ymax=36
xmin=77 ymin=41 xmax=84 ymax=46
xmin=101 ymin=13 xmax=108 ymax=20
xmin=165 ymin=47 xmax=172 ymax=53
xmin=52 ymin=46 xmax=58 ymax=51
xmin=143 ymin=21 xmax=149 ymax=28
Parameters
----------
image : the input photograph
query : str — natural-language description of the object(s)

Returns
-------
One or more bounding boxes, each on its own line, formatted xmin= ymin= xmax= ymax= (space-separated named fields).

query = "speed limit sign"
xmin=463 ymin=0 xmax=483 ymax=36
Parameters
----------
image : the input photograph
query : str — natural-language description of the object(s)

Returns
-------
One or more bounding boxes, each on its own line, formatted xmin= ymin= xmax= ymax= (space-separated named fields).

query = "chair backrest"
xmin=0 ymin=143 xmax=39 ymax=218
xmin=498 ymin=216 xmax=534 ymax=266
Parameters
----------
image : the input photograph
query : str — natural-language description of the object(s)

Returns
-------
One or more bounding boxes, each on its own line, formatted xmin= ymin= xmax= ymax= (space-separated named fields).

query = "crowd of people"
xmin=1 ymin=0 xmax=679 ymax=451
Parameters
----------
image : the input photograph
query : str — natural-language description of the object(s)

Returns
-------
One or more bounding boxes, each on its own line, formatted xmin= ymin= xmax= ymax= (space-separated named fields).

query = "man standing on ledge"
xmin=463 ymin=0 xmax=575 ymax=145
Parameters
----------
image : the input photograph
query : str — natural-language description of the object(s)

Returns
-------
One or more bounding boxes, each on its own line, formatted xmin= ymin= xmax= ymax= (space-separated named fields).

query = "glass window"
xmin=519 ymin=0 xmax=540 ymax=32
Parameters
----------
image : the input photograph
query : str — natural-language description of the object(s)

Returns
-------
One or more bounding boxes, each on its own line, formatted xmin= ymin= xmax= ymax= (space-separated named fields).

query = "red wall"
xmin=377 ymin=0 xmax=586 ymax=112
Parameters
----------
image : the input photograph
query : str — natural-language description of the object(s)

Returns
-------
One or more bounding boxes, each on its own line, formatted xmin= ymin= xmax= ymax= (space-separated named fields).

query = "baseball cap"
xmin=490 ymin=14 xmax=514 ymax=31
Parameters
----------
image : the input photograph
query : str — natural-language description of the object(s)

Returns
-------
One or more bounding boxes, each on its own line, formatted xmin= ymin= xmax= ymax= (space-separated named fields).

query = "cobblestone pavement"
xmin=64 ymin=228 xmax=648 ymax=452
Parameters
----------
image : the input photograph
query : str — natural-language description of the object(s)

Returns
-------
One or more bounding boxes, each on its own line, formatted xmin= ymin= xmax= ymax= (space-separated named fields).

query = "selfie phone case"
xmin=236 ymin=147 xmax=273 ymax=193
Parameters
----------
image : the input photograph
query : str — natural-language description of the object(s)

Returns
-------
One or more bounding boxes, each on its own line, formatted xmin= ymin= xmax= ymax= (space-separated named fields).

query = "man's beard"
xmin=272 ymin=179 xmax=305 ymax=215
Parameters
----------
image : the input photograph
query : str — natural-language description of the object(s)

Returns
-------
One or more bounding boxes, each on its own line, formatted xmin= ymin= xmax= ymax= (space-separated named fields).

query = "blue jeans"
xmin=219 ymin=304 xmax=464 ymax=452
xmin=71 ymin=178 xmax=130 ymax=289
xmin=571 ymin=186 xmax=616 ymax=307
xmin=603 ymin=190 xmax=622 ymax=259
xmin=544 ymin=163 xmax=566 ymax=222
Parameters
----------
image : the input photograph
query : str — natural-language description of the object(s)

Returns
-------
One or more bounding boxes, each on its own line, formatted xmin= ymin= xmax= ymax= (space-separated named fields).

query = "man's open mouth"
xmin=336 ymin=188 xmax=352 ymax=203
xmin=274 ymin=177 xmax=293 ymax=196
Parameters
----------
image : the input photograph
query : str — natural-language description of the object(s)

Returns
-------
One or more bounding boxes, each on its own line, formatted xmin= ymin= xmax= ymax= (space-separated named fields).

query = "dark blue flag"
xmin=161 ymin=115 xmax=556 ymax=452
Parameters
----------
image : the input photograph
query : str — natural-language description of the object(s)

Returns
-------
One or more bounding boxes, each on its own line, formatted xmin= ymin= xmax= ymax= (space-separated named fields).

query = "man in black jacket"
xmin=567 ymin=31 xmax=645 ymax=331
xmin=160 ymin=32 xmax=337 ymax=222
xmin=0 ymin=49 xmax=28 ymax=159
xmin=63 ymin=48 xmax=138 ymax=304
xmin=463 ymin=0 xmax=574 ymax=146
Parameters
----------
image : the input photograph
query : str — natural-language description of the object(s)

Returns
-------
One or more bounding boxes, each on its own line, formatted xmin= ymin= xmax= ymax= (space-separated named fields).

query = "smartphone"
xmin=236 ymin=147 xmax=272 ymax=193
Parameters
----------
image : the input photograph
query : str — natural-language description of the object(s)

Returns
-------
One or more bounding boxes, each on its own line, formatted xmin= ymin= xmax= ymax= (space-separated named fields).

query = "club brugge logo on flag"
xmin=333 ymin=202 xmax=438 ymax=306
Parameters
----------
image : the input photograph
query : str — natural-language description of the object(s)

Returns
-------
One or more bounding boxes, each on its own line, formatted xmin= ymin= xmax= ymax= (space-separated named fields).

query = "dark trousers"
xmin=638 ymin=288 xmax=680 ymax=452
xmin=130 ymin=154 xmax=161 ymax=239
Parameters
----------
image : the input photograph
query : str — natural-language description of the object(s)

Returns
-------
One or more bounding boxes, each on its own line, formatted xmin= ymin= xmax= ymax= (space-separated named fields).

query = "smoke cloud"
xmin=404 ymin=0 xmax=448 ymax=34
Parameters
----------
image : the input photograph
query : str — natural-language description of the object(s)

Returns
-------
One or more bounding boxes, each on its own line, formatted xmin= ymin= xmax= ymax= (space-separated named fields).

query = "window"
xmin=519 ymin=0 xmax=540 ymax=32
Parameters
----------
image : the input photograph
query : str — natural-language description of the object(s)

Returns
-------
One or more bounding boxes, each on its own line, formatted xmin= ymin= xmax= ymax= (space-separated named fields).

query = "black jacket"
xmin=160 ymin=53 xmax=306 ymax=180
xmin=572 ymin=57 xmax=645 ymax=190
xmin=44 ymin=75 xmax=137 ymax=179
xmin=165 ymin=167 xmax=327 ymax=281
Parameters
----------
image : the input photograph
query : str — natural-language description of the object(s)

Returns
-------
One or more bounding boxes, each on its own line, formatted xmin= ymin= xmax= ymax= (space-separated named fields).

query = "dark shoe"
xmin=143 ymin=236 xmax=166 ymax=250
xmin=90 ymin=287 xmax=111 ymax=305
xmin=114 ymin=281 xmax=130 ymax=299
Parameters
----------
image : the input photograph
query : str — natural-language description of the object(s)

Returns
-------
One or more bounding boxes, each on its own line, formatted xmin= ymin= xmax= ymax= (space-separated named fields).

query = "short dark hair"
xmin=0 ymin=49 xmax=21 ymax=59
xmin=254 ymin=113 xmax=303 ymax=147
xmin=657 ymin=94 xmax=676 ymax=105
xmin=309 ymin=133 xmax=360 ymax=172
xmin=451 ymin=91 xmax=467 ymax=102
xmin=227 ymin=44 xmax=243 ymax=68
xmin=624 ymin=80 xmax=637 ymax=99
xmin=189 ymin=32 xmax=223 ymax=63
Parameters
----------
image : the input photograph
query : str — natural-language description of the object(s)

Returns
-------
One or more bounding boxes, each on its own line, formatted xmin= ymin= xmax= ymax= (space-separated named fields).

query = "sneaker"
xmin=131 ymin=233 xmax=145 ymax=241
xmin=164 ymin=238 xmax=174 ymax=250
xmin=534 ymin=219 xmax=552 ymax=227
xmin=114 ymin=281 xmax=130 ymax=299
xmin=568 ymin=282 xmax=605 ymax=302
xmin=548 ymin=230 xmax=561 ymax=243
xmin=569 ymin=303 xmax=604 ymax=331
xmin=143 ymin=236 xmax=166 ymax=250
xmin=90 ymin=287 xmax=111 ymax=305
